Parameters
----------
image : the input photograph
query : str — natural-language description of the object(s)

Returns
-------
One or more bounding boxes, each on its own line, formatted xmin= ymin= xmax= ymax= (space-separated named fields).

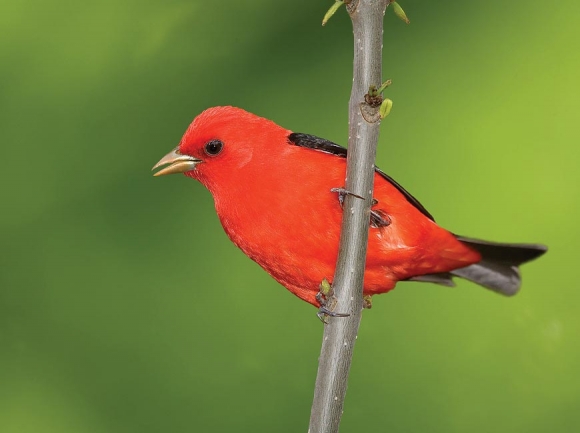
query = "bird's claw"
xmin=370 ymin=209 xmax=391 ymax=228
xmin=317 ymin=306 xmax=350 ymax=323
xmin=316 ymin=279 xmax=350 ymax=323
xmin=330 ymin=187 xmax=364 ymax=208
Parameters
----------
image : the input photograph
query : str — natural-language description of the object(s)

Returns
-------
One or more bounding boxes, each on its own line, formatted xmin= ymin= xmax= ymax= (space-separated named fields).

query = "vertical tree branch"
xmin=308 ymin=1 xmax=389 ymax=432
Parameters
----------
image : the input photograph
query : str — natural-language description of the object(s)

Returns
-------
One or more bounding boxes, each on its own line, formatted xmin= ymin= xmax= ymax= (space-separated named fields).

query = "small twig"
xmin=308 ymin=1 xmax=390 ymax=432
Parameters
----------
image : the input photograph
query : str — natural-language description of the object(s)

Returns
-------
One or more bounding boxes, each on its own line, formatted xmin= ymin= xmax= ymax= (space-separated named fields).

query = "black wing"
xmin=287 ymin=133 xmax=435 ymax=221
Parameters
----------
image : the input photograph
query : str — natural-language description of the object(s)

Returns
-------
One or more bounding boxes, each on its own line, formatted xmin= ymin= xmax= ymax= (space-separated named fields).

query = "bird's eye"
xmin=204 ymin=139 xmax=224 ymax=156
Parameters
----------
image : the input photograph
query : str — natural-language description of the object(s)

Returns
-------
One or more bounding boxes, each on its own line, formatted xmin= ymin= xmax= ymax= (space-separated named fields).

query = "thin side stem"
xmin=308 ymin=1 xmax=388 ymax=432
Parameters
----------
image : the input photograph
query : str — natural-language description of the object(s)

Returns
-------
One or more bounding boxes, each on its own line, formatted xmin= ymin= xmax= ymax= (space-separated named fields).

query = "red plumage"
xmin=153 ymin=106 xmax=546 ymax=306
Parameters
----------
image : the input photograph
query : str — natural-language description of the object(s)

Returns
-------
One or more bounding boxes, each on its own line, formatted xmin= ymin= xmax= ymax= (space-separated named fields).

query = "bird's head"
xmin=152 ymin=106 xmax=291 ymax=191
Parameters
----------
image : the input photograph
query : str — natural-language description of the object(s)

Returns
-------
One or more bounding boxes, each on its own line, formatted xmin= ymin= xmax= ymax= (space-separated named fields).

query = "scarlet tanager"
xmin=153 ymin=106 xmax=546 ymax=307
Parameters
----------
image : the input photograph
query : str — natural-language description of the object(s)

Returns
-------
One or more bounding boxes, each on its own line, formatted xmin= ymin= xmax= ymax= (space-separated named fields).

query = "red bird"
xmin=153 ymin=106 xmax=546 ymax=307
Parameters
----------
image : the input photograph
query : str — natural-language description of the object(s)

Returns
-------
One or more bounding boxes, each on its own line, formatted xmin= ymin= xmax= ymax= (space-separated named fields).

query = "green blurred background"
xmin=1 ymin=0 xmax=578 ymax=432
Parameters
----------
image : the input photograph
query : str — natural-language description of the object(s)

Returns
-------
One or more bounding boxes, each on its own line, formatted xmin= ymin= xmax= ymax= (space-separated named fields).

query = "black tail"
xmin=450 ymin=235 xmax=547 ymax=296
xmin=407 ymin=236 xmax=547 ymax=295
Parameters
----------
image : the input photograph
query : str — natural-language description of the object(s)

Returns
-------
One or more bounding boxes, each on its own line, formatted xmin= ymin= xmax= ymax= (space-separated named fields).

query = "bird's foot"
xmin=317 ymin=306 xmax=350 ymax=323
xmin=316 ymin=279 xmax=350 ymax=323
xmin=370 ymin=209 xmax=391 ymax=228
xmin=330 ymin=187 xmax=364 ymax=208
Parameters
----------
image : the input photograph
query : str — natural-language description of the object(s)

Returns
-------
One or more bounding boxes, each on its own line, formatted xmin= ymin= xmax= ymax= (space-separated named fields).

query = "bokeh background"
xmin=1 ymin=0 xmax=579 ymax=432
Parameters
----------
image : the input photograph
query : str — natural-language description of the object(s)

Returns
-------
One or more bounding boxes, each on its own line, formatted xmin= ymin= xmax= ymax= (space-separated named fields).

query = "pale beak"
xmin=152 ymin=147 xmax=202 ymax=177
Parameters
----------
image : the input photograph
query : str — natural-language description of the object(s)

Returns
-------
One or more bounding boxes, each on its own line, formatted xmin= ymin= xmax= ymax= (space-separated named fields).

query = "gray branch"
xmin=308 ymin=1 xmax=389 ymax=432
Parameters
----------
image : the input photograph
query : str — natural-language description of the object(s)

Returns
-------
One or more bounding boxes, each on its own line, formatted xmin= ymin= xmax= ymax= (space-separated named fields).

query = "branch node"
xmin=359 ymin=102 xmax=381 ymax=123
xmin=363 ymin=79 xmax=393 ymax=122
xmin=346 ymin=0 xmax=359 ymax=14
